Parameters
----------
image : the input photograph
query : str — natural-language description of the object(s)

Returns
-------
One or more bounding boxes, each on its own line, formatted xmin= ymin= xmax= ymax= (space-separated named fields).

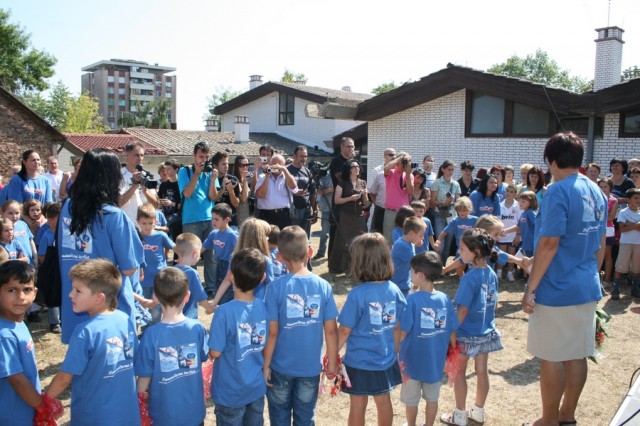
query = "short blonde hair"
xmin=403 ymin=216 xmax=426 ymax=235
xmin=137 ymin=202 xmax=156 ymax=220
xmin=350 ymin=233 xmax=393 ymax=282
xmin=174 ymin=233 xmax=202 ymax=258
xmin=277 ymin=226 xmax=309 ymax=263
xmin=475 ymin=214 xmax=503 ymax=234
xmin=454 ymin=197 xmax=472 ymax=213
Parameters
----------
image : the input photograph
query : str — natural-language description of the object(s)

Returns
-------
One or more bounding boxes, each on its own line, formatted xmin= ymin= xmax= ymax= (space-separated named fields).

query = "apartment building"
xmin=81 ymin=59 xmax=177 ymax=130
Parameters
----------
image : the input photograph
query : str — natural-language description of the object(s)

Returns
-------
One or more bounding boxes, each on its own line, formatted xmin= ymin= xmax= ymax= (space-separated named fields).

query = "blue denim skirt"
xmin=457 ymin=330 xmax=503 ymax=358
xmin=343 ymin=362 xmax=402 ymax=396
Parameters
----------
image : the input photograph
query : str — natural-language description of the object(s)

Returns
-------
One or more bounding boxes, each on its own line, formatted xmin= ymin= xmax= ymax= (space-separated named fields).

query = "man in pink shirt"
xmin=383 ymin=152 xmax=414 ymax=244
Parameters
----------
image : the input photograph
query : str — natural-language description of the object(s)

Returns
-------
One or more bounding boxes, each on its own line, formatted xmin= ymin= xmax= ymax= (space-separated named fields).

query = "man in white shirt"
xmin=119 ymin=142 xmax=158 ymax=222
xmin=44 ymin=156 xmax=64 ymax=201
xmin=255 ymin=154 xmax=298 ymax=230
xmin=368 ymin=148 xmax=395 ymax=234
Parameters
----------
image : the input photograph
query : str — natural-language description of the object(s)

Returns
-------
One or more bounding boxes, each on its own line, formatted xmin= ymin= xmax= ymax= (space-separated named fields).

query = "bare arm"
xmin=8 ymin=373 xmax=42 ymax=407
xmin=323 ymin=319 xmax=339 ymax=374
xmin=207 ymin=170 xmax=219 ymax=201
xmin=522 ymin=236 xmax=560 ymax=313
xmin=262 ymin=321 xmax=279 ymax=386
xmin=456 ymin=305 xmax=469 ymax=326
xmin=337 ymin=324 xmax=352 ymax=352
xmin=45 ymin=371 xmax=74 ymax=399
xmin=136 ymin=376 xmax=152 ymax=394
xmin=142 ymin=187 xmax=159 ymax=208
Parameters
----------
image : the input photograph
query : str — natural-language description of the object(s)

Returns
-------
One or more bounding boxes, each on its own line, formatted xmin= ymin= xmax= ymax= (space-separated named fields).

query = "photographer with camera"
xmin=178 ymin=141 xmax=220 ymax=296
xmin=287 ymin=146 xmax=317 ymax=238
xmin=119 ymin=142 xmax=159 ymax=222
xmin=382 ymin=152 xmax=414 ymax=244
xmin=211 ymin=151 xmax=241 ymax=228
xmin=255 ymin=154 xmax=298 ymax=230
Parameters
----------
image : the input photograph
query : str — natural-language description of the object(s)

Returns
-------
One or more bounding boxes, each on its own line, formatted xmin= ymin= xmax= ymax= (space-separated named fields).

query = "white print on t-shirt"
xmin=369 ymin=301 xmax=397 ymax=325
xmin=237 ymin=321 xmax=266 ymax=361
xmin=581 ymin=193 xmax=605 ymax=226
xmin=159 ymin=344 xmax=199 ymax=373
xmin=143 ymin=243 xmax=159 ymax=252
xmin=105 ymin=334 xmax=134 ymax=366
xmin=61 ymin=217 xmax=93 ymax=254
xmin=286 ymin=294 xmax=321 ymax=319
xmin=421 ymin=307 xmax=447 ymax=330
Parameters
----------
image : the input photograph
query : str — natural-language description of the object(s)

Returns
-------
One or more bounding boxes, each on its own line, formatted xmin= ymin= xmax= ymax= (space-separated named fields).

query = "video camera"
xmin=134 ymin=165 xmax=159 ymax=189
xmin=308 ymin=160 xmax=330 ymax=180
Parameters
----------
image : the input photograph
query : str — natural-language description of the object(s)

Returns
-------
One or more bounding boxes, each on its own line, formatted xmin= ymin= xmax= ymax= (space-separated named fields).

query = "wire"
xmin=630 ymin=367 xmax=640 ymax=390
xmin=542 ymin=86 xmax=564 ymax=131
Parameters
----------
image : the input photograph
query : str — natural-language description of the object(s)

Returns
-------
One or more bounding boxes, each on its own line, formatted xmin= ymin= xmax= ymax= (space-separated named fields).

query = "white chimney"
xmin=342 ymin=86 xmax=351 ymax=92
xmin=594 ymin=26 xmax=624 ymax=91
xmin=249 ymin=75 xmax=263 ymax=90
xmin=234 ymin=116 xmax=250 ymax=144
xmin=204 ymin=117 xmax=219 ymax=132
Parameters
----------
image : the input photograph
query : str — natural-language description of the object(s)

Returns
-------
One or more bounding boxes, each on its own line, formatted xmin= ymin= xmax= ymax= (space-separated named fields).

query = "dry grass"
xmin=31 ymin=226 xmax=640 ymax=425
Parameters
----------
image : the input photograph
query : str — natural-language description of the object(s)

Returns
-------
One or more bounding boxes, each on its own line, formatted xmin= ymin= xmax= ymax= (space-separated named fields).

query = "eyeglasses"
xmin=239 ymin=163 xmax=250 ymax=167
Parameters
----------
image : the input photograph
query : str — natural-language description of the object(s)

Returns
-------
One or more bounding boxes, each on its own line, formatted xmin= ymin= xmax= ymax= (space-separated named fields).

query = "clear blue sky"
xmin=2 ymin=0 xmax=639 ymax=130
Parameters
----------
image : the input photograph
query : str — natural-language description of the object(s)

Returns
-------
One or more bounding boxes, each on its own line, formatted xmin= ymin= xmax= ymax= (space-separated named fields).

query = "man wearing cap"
xmin=368 ymin=148 xmax=395 ymax=234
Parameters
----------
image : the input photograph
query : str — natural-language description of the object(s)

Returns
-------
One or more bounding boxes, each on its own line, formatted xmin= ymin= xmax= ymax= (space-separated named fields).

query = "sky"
xmin=2 ymin=0 xmax=639 ymax=131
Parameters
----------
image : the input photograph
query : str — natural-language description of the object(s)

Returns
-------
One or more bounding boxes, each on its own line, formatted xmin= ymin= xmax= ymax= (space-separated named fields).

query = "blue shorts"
xmin=343 ymin=362 xmax=402 ymax=396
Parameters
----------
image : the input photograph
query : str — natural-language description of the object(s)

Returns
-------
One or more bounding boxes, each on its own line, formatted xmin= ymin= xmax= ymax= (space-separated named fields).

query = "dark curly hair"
xmin=476 ymin=174 xmax=499 ymax=202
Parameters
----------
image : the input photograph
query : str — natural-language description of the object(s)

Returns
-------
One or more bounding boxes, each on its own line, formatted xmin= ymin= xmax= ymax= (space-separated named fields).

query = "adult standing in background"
xmin=4 ymin=150 xmax=53 ymax=205
xmin=232 ymin=155 xmax=251 ymax=228
xmin=44 ymin=156 xmax=64 ymax=201
xmin=158 ymin=159 xmax=182 ymax=241
xmin=609 ymin=158 xmax=634 ymax=207
xmin=522 ymin=132 xmax=606 ymax=426
xmin=458 ymin=160 xmax=479 ymax=197
xmin=368 ymin=148 xmax=396 ymax=234
xmin=211 ymin=151 xmax=240 ymax=228
xmin=119 ymin=142 xmax=159 ymax=223
xmin=328 ymin=137 xmax=356 ymax=257
xmin=58 ymin=149 xmax=144 ymax=344
xmin=422 ymin=154 xmax=437 ymax=190
xmin=58 ymin=157 xmax=81 ymax=200
xmin=383 ymin=152 xmax=414 ymax=244
xmin=430 ymin=160 xmax=461 ymax=264
xmin=255 ymin=154 xmax=298 ymax=230
xmin=178 ymin=141 xmax=219 ymax=296
xmin=287 ymin=146 xmax=317 ymax=238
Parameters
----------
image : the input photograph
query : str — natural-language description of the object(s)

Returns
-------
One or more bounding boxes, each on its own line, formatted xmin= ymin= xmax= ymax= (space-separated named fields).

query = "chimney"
xmin=234 ymin=116 xmax=250 ymax=144
xmin=342 ymin=86 xmax=351 ymax=92
xmin=204 ymin=117 xmax=219 ymax=132
xmin=249 ymin=75 xmax=263 ymax=90
xmin=594 ymin=26 xmax=624 ymax=91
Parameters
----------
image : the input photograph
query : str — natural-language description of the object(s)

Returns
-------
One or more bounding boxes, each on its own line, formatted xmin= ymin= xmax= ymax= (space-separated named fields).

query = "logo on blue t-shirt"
xmin=582 ymin=193 xmax=604 ymax=224
xmin=159 ymin=344 xmax=199 ymax=372
xmin=286 ymin=294 xmax=321 ymax=319
xmin=369 ymin=301 xmax=396 ymax=325
xmin=143 ymin=243 xmax=159 ymax=252
xmin=482 ymin=284 xmax=496 ymax=303
xmin=421 ymin=307 xmax=447 ymax=330
xmin=105 ymin=333 xmax=134 ymax=367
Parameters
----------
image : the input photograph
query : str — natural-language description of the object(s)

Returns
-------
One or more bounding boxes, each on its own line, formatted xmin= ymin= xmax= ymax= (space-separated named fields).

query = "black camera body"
xmin=308 ymin=160 xmax=329 ymax=181
xmin=203 ymin=159 xmax=214 ymax=173
xmin=401 ymin=158 xmax=409 ymax=167
xmin=134 ymin=165 xmax=158 ymax=189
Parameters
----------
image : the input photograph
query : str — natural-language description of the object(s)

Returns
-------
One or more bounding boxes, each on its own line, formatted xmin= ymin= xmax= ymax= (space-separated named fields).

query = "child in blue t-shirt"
xmin=209 ymin=247 xmax=269 ymax=425
xmin=45 ymin=259 xmax=140 ymax=425
xmin=268 ymin=225 xmax=288 ymax=279
xmin=436 ymin=197 xmax=478 ymax=278
xmin=36 ymin=202 xmax=62 ymax=333
xmin=441 ymin=229 xmax=502 ymax=426
xmin=392 ymin=216 xmax=426 ymax=296
xmin=173 ymin=233 xmax=214 ymax=319
xmin=503 ymin=191 xmax=538 ymax=260
xmin=0 ymin=218 xmax=28 ymax=262
xmin=0 ymin=261 xmax=46 ymax=426
xmin=154 ymin=209 xmax=169 ymax=234
xmin=392 ymin=205 xmax=417 ymax=243
xmin=136 ymin=267 xmax=207 ymax=426
xmin=411 ymin=200 xmax=438 ymax=254
xmin=2 ymin=201 xmax=36 ymax=265
xmin=337 ymin=233 xmax=407 ymax=426
xmin=399 ymin=252 xmax=458 ymax=426
xmin=263 ymin=226 xmax=339 ymax=425
xmin=202 ymin=203 xmax=238 ymax=305
xmin=137 ymin=203 xmax=175 ymax=325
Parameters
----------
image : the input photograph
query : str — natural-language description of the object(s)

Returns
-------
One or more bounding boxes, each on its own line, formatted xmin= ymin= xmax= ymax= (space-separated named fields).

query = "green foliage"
xmin=119 ymin=98 xmax=172 ymax=129
xmin=0 ymin=8 xmax=57 ymax=94
xmin=622 ymin=66 xmax=640 ymax=81
xmin=281 ymin=69 xmax=307 ymax=84
xmin=204 ymin=86 xmax=244 ymax=125
xmin=371 ymin=81 xmax=398 ymax=95
xmin=61 ymin=91 xmax=106 ymax=133
xmin=488 ymin=49 xmax=592 ymax=93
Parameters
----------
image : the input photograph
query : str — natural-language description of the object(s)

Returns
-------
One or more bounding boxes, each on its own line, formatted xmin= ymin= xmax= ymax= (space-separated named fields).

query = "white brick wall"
xmin=592 ymin=113 xmax=640 ymax=165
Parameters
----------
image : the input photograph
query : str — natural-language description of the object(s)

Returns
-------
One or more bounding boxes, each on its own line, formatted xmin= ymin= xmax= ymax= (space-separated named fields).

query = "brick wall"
xmin=592 ymin=113 xmax=640 ymax=165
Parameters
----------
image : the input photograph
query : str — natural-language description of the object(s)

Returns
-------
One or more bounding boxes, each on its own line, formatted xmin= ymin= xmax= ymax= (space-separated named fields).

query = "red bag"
xmin=33 ymin=392 xmax=64 ymax=426
xmin=444 ymin=342 xmax=466 ymax=387
xmin=202 ymin=360 xmax=214 ymax=400
xmin=138 ymin=392 xmax=152 ymax=426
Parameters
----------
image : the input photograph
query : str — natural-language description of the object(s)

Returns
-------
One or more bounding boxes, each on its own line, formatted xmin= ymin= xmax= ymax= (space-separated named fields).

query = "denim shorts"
xmin=266 ymin=369 xmax=320 ymax=426
xmin=214 ymin=397 xmax=264 ymax=426
xmin=343 ymin=362 xmax=402 ymax=396
xmin=457 ymin=330 xmax=503 ymax=358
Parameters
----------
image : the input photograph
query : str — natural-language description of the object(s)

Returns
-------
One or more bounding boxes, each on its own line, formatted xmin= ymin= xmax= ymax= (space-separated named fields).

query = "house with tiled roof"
xmin=212 ymin=76 xmax=372 ymax=153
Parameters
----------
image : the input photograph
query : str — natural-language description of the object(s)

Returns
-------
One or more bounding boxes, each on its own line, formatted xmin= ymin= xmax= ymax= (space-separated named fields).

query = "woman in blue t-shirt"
xmin=4 ymin=150 xmax=53 ymax=205
xmin=468 ymin=175 xmax=501 ymax=217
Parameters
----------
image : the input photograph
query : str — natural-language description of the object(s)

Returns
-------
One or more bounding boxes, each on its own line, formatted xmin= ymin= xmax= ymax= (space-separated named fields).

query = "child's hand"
xmin=263 ymin=366 xmax=272 ymax=387
xmin=432 ymin=240 xmax=441 ymax=251
xmin=140 ymin=298 xmax=155 ymax=309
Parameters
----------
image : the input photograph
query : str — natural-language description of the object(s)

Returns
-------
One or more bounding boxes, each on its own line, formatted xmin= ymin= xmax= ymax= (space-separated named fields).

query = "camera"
xmin=401 ymin=158 xmax=409 ymax=167
xmin=266 ymin=166 xmax=274 ymax=174
xmin=203 ymin=159 xmax=214 ymax=173
xmin=308 ymin=160 xmax=329 ymax=180
xmin=260 ymin=156 xmax=268 ymax=164
xmin=134 ymin=165 xmax=158 ymax=189
xmin=411 ymin=162 xmax=418 ymax=169
xmin=446 ymin=192 xmax=453 ymax=198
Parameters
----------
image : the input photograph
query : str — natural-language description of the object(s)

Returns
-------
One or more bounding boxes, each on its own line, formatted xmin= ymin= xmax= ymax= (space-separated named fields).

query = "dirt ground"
xmin=31 ymin=224 xmax=640 ymax=425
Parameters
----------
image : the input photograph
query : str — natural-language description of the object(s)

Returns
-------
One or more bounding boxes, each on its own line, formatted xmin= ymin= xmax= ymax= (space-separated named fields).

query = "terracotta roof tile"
xmin=63 ymin=133 xmax=167 ymax=155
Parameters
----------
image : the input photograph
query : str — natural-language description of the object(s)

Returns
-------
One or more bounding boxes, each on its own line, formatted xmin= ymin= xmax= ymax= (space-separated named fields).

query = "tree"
xmin=371 ymin=81 xmax=398 ymax=95
xmin=119 ymin=98 xmax=172 ymax=129
xmin=203 ymin=86 xmax=244 ymax=128
xmin=488 ymin=49 xmax=591 ymax=93
xmin=622 ymin=66 xmax=640 ymax=81
xmin=150 ymin=97 xmax=172 ymax=129
xmin=0 ymin=8 xmax=57 ymax=94
xmin=281 ymin=69 xmax=307 ymax=84
xmin=60 ymin=91 xmax=106 ymax=133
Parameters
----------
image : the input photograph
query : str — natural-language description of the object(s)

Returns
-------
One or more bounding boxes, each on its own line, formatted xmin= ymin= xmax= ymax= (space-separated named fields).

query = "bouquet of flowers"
xmin=588 ymin=305 xmax=611 ymax=363
xmin=320 ymin=354 xmax=351 ymax=397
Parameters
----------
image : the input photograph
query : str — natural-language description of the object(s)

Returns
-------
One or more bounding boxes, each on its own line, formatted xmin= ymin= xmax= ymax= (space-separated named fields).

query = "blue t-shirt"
xmin=454 ymin=267 xmax=498 ymax=337
xmin=392 ymin=226 xmax=403 ymax=243
xmin=265 ymin=273 xmax=339 ymax=377
xmin=391 ymin=238 xmax=415 ymax=292
xmin=6 ymin=174 xmax=53 ymax=205
xmin=203 ymin=227 xmax=238 ymax=261
xmin=338 ymin=281 xmax=407 ymax=370
xmin=0 ymin=319 xmax=41 ymax=426
xmin=252 ymin=255 xmax=274 ymax=301
xmin=469 ymin=191 xmax=501 ymax=217
xmin=443 ymin=215 xmax=478 ymax=247
xmin=58 ymin=202 xmax=144 ymax=344
xmin=155 ymin=210 xmax=167 ymax=227
xmin=517 ymin=209 xmax=537 ymax=253
xmin=208 ymin=299 xmax=269 ymax=407
xmin=37 ymin=229 xmax=55 ymax=256
xmin=399 ymin=291 xmax=458 ymax=383
xmin=177 ymin=166 xmax=219 ymax=225
xmin=135 ymin=319 xmax=207 ymax=425
xmin=270 ymin=248 xmax=288 ymax=279
xmin=141 ymin=232 xmax=174 ymax=288
xmin=62 ymin=311 xmax=139 ymax=426
xmin=174 ymin=264 xmax=208 ymax=319
xmin=13 ymin=220 xmax=34 ymax=265
xmin=535 ymin=174 xmax=606 ymax=307
xmin=415 ymin=217 xmax=435 ymax=254
xmin=35 ymin=223 xmax=50 ymax=247
xmin=0 ymin=240 xmax=26 ymax=260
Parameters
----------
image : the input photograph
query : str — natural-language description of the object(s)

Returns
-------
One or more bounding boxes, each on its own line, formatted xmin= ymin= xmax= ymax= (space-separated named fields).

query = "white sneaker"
xmin=468 ymin=405 xmax=485 ymax=424
xmin=507 ymin=271 xmax=515 ymax=282
xmin=441 ymin=409 xmax=468 ymax=426
xmin=496 ymin=269 xmax=503 ymax=280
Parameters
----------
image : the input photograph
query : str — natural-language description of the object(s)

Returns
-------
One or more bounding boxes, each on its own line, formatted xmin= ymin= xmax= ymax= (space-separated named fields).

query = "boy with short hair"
xmin=135 ymin=267 xmax=207 ymax=426
xmin=268 ymin=224 xmax=288 ymax=279
xmin=208 ymin=248 xmax=269 ymax=425
xmin=173 ymin=233 xmax=214 ymax=318
xmin=0 ymin=261 xmax=43 ymax=425
xmin=45 ymin=258 xmax=140 ymax=425
xmin=612 ymin=187 xmax=640 ymax=299
xmin=263 ymin=225 xmax=339 ymax=424
xmin=392 ymin=216 xmax=427 ymax=296
xmin=437 ymin=197 xmax=478 ymax=277
xmin=410 ymin=200 xmax=439 ymax=254
xmin=138 ymin=203 xmax=175 ymax=324
xmin=202 ymin=203 xmax=238 ymax=305
xmin=399 ymin=252 xmax=458 ymax=426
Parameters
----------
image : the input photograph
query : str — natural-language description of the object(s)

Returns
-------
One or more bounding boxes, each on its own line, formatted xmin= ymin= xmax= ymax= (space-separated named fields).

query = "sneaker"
xmin=496 ymin=269 xmax=503 ymax=280
xmin=49 ymin=324 xmax=62 ymax=334
xmin=441 ymin=409 xmax=468 ymax=426
xmin=468 ymin=405 xmax=485 ymax=424
xmin=507 ymin=271 xmax=515 ymax=282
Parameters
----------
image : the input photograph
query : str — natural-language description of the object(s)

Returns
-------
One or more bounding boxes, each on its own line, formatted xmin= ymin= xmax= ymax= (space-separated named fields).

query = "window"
xmin=156 ymin=80 xmax=162 ymax=87
xmin=118 ymin=77 xmax=125 ymax=84
xmin=156 ymin=91 xmax=162 ymax=97
xmin=279 ymin=93 xmax=295 ymax=125
xmin=560 ymin=117 xmax=604 ymax=137
xmin=620 ymin=111 xmax=640 ymax=137
xmin=165 ymin=93 xmax=172 ymax=98
xmin=469 ymin=94 xmax=504 ymax=134
xmin=107 ymin=76 xmax=115 ymax=83
xmin=107 ymin=87 xmax=115 ymax=95
xmin=108 ymin=109 xmax=115 ymax=117
xmin=109 ymin=122 xmax=116 ymax=129
xmin=166 ymin=113 xmax=172 ymax=120
xmin=118 ymin=100 xmax=126 ymax=107
xmin=165 ymin=81 xmax=172 ymax=88
xmin=107 ymin=99 xmax=114 ymax=106
xmin=118 ymin=88 xmax=125 ymax=95
xmin=513 ymin=103 xmax=549 ymax=135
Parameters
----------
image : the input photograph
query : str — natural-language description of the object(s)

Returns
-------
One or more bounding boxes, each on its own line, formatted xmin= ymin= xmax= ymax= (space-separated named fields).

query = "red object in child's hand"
xmin=33 ymin=392 xmax=64 ymax=426
xmin=444 ymin=342 xmax=465 ymax=387
xmin=138 ymin=392 xmax=152 ymax=426
xmin=202 ymin=360 xmax=214 ymax=400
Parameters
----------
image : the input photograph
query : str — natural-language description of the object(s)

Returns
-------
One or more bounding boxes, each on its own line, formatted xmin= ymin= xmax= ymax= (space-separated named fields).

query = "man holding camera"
xmin=287 ymin=146 xmax=317 ymax=238
xmin=178 ymin=141 xmax=220 ymax=296
xmin=211 ymin=151 xmax=241 ymax=228
xmin=119 ymin=141 xmax=159 ymax=222
xmin=382 ymin=152 xmax=414 ymax=244
xmin=255 ymin=154 xmax=298 ymax=230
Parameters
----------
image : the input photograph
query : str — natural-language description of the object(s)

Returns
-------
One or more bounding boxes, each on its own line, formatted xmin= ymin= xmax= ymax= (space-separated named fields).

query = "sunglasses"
xmin=239 ymin=163 xmax=250 ymax=167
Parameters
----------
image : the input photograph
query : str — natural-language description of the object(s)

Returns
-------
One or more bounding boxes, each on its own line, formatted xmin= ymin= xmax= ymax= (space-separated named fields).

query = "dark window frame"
xmin=619 ymin=110 xmax=640 ymax=138
xmin=278 ymin=92 xmax=295 ymax=126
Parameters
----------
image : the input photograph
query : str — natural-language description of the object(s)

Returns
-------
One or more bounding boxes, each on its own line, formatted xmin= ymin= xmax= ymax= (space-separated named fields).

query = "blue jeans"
xmin=433 ymin=213 xmax=454 ymax=265
xmin=182 ymin=220 xmax=217 ymax=294
xmin=317 ymin=210 xmax=330 ymax=256
xmin=142 ymin=287 xmax=162 ymax=325
xmin=266 ymin=369 xmax=320 ymax=426
xmin=214 ymin=397 xmax=264 ymax=426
